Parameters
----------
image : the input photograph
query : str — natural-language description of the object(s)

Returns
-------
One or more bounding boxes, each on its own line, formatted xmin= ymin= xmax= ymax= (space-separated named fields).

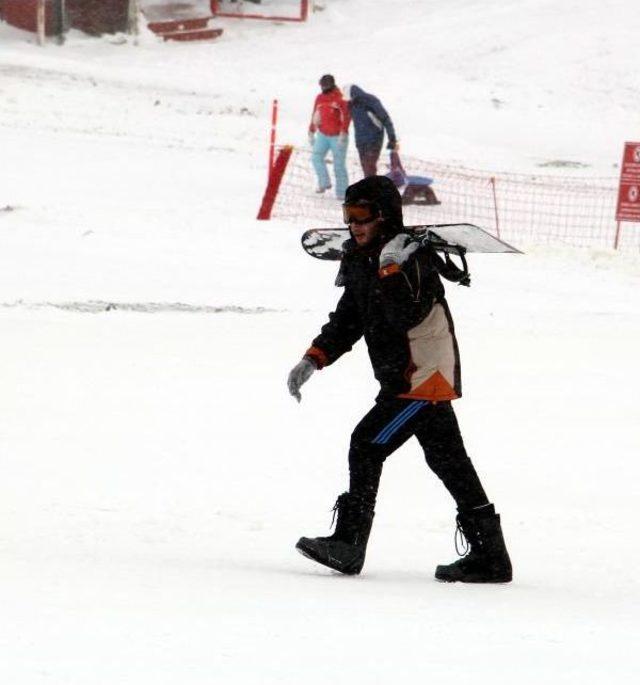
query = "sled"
xmin=386 ymin=151 xmax=441 ymax=206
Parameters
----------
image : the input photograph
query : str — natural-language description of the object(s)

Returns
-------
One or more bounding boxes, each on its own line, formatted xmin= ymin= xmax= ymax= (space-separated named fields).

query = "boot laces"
xmin=455 ymin=518 xmax=470 ymax=557
xmin=330 ymin=493 xmax=347 ymax=529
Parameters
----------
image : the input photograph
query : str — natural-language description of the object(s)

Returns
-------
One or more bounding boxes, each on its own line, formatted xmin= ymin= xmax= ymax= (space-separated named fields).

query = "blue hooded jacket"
xmin=345 ymin=85 xmax=397 ymax=150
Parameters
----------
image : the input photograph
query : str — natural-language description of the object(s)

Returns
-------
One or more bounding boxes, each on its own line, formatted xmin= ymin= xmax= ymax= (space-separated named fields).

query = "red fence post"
xmin=257 ymin=146 xmax=293 ymax=220
xmin=268 ymin=99 xmax=278 ymax=181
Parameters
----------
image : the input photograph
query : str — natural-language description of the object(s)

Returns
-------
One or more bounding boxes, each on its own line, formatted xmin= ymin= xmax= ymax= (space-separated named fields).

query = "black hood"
xmin=344 ymin=176 xmax=404 ymax=240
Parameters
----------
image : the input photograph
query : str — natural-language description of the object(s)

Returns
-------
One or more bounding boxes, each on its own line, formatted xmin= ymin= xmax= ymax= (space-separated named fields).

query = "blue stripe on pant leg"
xmin=372 ymin=402 xmax=421 ymax=444
xmin=374 ymin=402 xmax=425 ymax=444
xmin=372 ymin=402 xmax=423 ymax=445
xmin=372 ymin=401 xmax=426 ymax=445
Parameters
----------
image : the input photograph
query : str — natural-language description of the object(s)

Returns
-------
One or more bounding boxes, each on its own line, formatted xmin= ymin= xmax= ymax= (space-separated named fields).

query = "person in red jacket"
xmin=308 ymin=74 xmax=351 ymax=199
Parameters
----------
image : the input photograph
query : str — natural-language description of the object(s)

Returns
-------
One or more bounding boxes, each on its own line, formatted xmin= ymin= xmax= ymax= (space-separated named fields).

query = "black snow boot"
xmin=435 ymin=504 xmax=512 ymax=583
xmin=296 ymin=492 xmax=375 ymax=575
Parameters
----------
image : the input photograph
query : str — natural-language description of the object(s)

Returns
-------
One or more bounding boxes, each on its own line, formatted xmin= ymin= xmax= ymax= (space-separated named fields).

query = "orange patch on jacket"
xmin=398 ymin=371 xmax=459 ymax=401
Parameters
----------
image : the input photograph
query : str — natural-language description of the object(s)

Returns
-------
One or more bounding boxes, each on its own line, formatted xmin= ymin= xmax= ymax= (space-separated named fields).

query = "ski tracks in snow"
xmin=0 ymin=301 xmax=281 ymax=315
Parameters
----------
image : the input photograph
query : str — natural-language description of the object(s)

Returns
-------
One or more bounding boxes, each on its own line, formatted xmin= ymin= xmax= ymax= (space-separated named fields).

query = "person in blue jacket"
xmin=343 ymin=84 xmax=398 ymax=177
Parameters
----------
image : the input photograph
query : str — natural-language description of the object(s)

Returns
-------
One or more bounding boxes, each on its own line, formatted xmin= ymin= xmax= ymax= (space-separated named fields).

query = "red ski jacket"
xmin=308 ymin=88 xmax=351 ymax=137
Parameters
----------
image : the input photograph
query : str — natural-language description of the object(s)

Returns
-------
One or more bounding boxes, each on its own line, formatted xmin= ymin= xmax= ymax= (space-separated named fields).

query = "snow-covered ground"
xmin=1 ymin=1 xmax=639 ymax=683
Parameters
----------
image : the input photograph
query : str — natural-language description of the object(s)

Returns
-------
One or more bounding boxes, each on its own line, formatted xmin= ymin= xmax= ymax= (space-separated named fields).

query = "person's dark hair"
xmin=319 ymin=74 xmax=336 ymax=92
xmin=344 ymin=176 xmax=404 ymax=237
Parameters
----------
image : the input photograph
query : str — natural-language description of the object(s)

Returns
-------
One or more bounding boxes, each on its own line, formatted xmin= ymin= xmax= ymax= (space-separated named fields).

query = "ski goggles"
xmin=342 ymin=201 xmax=382 ymax=225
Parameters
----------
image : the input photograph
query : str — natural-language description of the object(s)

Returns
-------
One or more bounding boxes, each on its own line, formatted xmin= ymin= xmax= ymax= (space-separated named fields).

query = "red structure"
xmin=614 ymin=141 xmax=640 ymax=249
xmin=615 ymin=142 xmax=640 ymax=223
xmin=67 ymin=0 xmax=129 ymax=35
xmin=1 ymin=0 xmax=129 ymax=35
xmin=1 ymin=0 xmax=56 ymax=34
xmin=142 ymin=3 xmax=224 ymax=42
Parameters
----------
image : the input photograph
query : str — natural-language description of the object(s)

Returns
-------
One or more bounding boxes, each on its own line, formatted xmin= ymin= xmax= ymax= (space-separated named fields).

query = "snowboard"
xmin=301 ymin=223 xmax=522 ymax=261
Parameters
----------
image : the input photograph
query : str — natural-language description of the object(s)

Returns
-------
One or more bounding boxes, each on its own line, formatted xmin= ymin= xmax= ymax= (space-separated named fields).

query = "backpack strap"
xmin=424 ymin=240 xmax=471 ymax=287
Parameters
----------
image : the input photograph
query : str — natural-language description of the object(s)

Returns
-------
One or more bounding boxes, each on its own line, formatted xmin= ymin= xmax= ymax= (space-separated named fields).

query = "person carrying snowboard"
xmin=287 ymin=175 xmax=512 ymax=582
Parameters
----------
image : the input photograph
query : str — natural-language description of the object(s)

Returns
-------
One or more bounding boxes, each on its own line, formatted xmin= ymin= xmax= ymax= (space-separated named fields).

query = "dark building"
xmin=1 ymin=0 xmax=129 ymax=36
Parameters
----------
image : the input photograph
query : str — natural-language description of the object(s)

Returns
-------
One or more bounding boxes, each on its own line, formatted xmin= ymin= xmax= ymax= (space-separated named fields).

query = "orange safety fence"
xmin=265 ymin=146 xmax=640 ymax=251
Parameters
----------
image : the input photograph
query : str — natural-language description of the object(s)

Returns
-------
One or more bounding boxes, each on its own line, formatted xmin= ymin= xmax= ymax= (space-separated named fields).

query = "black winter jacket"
xmin=306 ymin=237 xmax=462 ymax=401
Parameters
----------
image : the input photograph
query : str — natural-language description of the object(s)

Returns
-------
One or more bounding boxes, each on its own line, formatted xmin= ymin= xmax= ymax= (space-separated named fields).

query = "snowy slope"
xmin=2 ymin=0 xmax=639 ymax=172
xmin=1 ymin=2 xmax=639 ymax=683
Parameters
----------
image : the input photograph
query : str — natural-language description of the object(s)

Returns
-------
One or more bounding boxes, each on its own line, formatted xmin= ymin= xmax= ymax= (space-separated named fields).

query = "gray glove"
xmin=379 ymin=234 xmax=419 ymax=268
xmin=287 ymin=357 xmax=316 ymax=403
xmin=308 ymin=131 xmax=315 ymax=147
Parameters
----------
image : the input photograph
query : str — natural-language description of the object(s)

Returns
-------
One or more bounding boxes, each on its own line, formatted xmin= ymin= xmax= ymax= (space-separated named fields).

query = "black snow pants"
xmin=348 ymin=398 xmax=488 ymax=511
